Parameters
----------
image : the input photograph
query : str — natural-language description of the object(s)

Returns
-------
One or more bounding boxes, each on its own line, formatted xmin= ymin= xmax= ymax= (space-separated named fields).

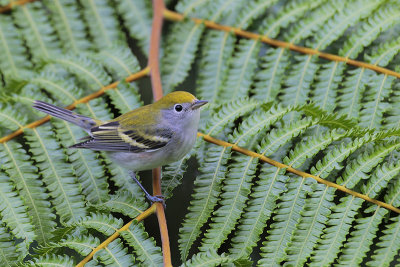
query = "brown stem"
xmin=0 ymin=0 xmax=36 ymax=13
xmin=149 ymin=0 xmax=172 ymax=266
xmin=76 ymin=205 xmax=157 ymax=267
xmin=163 ymin=9 xmax=400 ymax=80
xmin=197 ymin=132 xmax=400 ymax=214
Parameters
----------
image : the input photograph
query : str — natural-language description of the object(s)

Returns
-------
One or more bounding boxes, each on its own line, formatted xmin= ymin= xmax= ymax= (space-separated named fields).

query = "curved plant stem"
xmin=197 ymin=132 xmax=400 ymax=214
xmin=0 ymin=0 xmax=36 ymax=13
xmin=149 ymin=0 xmax=172 ymax=266
xmin=163 ymin=9 xmax=400 ymax=80
xmin=76 ymin=205 xmax=156 ymax=267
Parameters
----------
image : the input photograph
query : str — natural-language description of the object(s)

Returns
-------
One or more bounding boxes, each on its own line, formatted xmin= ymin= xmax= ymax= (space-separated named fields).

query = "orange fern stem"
xmin=0 ymin=67 xmax=150 ymax=144
xmin=76 ymin=205 xmax=156 ymax=267
xmin=197 ymin=132 xmax=400 ymax=214
xmin=149 ymin=0 xmax=172 ymax=266
xmin=163 ymin=9 xmax=400 ymax=80
xmin=0 ymin=0 xmax=36 ymax=13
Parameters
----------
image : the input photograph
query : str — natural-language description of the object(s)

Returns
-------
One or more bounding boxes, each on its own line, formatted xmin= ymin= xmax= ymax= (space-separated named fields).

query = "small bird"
xmin=33 ymin=91 xmax=208 ymax=204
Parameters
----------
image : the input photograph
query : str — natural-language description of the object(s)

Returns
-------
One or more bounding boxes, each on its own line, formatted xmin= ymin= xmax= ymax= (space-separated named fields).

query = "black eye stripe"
xmin=174 ymin=104 xmax=183 ymax=112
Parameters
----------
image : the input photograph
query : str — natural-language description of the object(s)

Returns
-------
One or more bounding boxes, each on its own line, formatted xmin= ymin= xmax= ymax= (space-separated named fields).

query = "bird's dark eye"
xmin=174 ymin=104 xmax=183 ymax=112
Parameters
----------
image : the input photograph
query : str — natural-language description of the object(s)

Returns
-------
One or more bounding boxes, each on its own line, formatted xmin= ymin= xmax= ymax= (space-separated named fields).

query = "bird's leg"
xmin=129 ymin=171 xmax=165 ymax=207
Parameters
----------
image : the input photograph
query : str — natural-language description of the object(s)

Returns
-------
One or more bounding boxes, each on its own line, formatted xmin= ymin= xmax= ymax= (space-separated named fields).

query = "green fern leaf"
xmin=105 ymin=81 xmax=143 ymax=115
xmin=24 ymin=126 xmax=87 ymax=224
xmin=43 ymin=0 xmax=92 ymax=53
xmin=26 ymin=254 xmax=75 ymax=267
xmin=13 ymin=2 xmax=61 ymax=62
xmin=92 ymin=238 xmax=135 ymax=266
xmin=90 ymin=191 xmax=148 ymax=218
xmin=74 ymin=213 xmax=123 ymax=236
xmin=116 ymin=0 xmax=152 ymax=55
xmin=120 ymin=220 xmax=163 ymax=266
xmin=181 ymin=250 xmax=235 ymax=267
xmin=80 ymin=0 xmax=125 ymax=50
xmin=0 ymin=224 xmax=20 ymax=266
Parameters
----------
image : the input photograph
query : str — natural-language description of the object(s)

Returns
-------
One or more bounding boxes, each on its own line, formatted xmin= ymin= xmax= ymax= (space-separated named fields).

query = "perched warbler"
xmin=33 ymin=91 xmax=208 ymax=203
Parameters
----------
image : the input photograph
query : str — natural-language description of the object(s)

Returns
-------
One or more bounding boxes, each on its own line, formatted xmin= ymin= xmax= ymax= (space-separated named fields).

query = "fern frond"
xmin=162 ymin=153 xmax=191 ymax=199
xmin=309 ymin=195 xmax=363 ymax=266
xmin=52 ymin=119 xmax=109 ymax=204
xmin=0 ymin=174 xmax=35 ymax=244
xmin=50 ymin=54 xmax=112 ymax=90
xmin=0 ymin=141 xmax=55 ymax=244
xmin=26 ymin=254 xmax=75 ymax=267
xmin=105 ymin=81 xmax=142 ymax=115
xmin=178 ymin=145 xmax=231 ymax=260
xmin=92 ymin=238 xmax=135 ymax=266
xmin=219 ymin=39 xmax=260 ymax=102
xmin=51 ymin=234 xmax=99 ymax=257
xmin=24 ymin=126 xmax=87 ymax=224
xmin=90 ymin=191 xmax=148 ymax=218
xmin=0 ymin=15 xmax=31 ymax=82
xmin=0 ymin=224 xmax=19 ymax=266
xmin=337 ymin=142 xmax=400 ymax=189
xmin=74 ymin=213 xmax=123 ymax=236
xmin=285 ymin=184 xmax=335 ymax=266
xmin=43 ymin=0 xmax=92 ymax=53
xmin=359 ymin=73 xmax=394 ymax=129
xmin=258 ymin=177 xmax=314 ymax=265
xmin=337 ymin=206 xmax=388 ymax=266
xmin=120 ymin=220 xmax=163 ymax=266
xmin=310 ymin=134 xmax=372 ymax=179
xmin=80 ymin=0 xmax=124 ymax=50
xmin=91 ymin=44 xmax=140 ymax=80
xmin=182 ymin=250 xmax=235 ymax=267
xmin=369 ymin=216 xmax=400 ymax=266
xmin=13 ymin=2 xmax=61 ymax=62
xmin=116 ymin=0 xmax=152 ymax=55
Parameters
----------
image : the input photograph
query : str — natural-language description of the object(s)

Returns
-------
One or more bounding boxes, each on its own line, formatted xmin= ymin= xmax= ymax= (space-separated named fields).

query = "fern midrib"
xmin=212 ymin=32 xmax=229 ymax=103
xmin=291 ymin=56 xmax=313 ymax=108
xmin=377 ymin=218 xmax=400 ymax=264
xmin=87 ymin=0 xmax=112 ymax=47
xmin=181 ymin=147 xmax=227 ymax=259
xmin=264 ymin=4 xmax=308 ymax=37
xmin=3 ymin=143 xmax=47 ymax=243
xmin=0 ymin=113 xmax=23 ymax=129
xmin=0 ymin=179 xmax=29 ymax=240
xmin=164 ymin=23 xmax=201 ymax=89
xmin=113 ymin=88 xmax=132 ymax=113
xmin=236 ymin=166 xmax=281 ymax=257
xmin=125 ymin=228 xmax=157 ymax=266
xmin=102 ymin=51 xmax=132 ymax=75
xmin=0 ymin=245 xmax=13 ymax=267
xmin=53 ymin=0 xmax=78 ymax=53
xmin=261 ymin=120 xmax=311 ymax=156
xmin=365 ymin=164 xmax=400 ymax=199
xmin=35 ymin=77 xmax=77 ymax=101
xmin=319 ymin=60 xmax=336 ymax=110
xmin=206 ymin=102 xmax=257 ymax=135
xmin=368 ymin=74 xmax=387 ymax=128
xmin=345 ymin=11 xmax=398 ymax=57
xmin=101 ymin=199 xmax=143 ymax=214
xmin=314 ymin=1 xmax=379 ymax=50
xmin=341 ymin=143 xmax=400 ymax=188
xmin=230 ymin=40 xmax=258 ymax=100
xmin=236 ymin=0 xmax=275 ymax=29
xmin=372 ymin=43 xmax=400 ymax=65
xmin=318 ymin=196 xmax=358 ymax=266
xmin=265 ymin=48 xmax=285 ymax=99
xmin=62 ymin=241 xmax=95 ymax=251
xmin=104 ymin=246 xmax=123 ymax=267
xmin=63 ymin=121 xmax=103 ymax=203
xmin=124 ymin=0 xmax=150 ymax=34
xmin=0 ymin=22 xmax=17 ymax=76
xmin=270 ymin=178 xmax=306 ymax=261
xmin=181 ymin=0 xmax=208 ymax=16
xmin=346 ymin=68 xmax=365 ymax=117
xmin=205 ymin=155 xmax=253 ymax=249
xmin=347 ymin=207 xmax=380 ymax=266
xmin=57 ymin=59 xmax=104 ymax=88
xmin=293 ymin=187 xmax=329 ymax=266
xmin=33 ymin=128 xmax=77 ymax=222
xmin=163 ymin=157 xmax=186 ymax=195
xmin=21 ymin=5 xmax=49 ymax=58
xmin=289 ymin=11 xmax=331 ymax=44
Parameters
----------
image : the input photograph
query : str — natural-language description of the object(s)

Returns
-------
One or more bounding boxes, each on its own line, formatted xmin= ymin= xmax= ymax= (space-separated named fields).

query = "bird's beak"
xmin=191 ymin=100 xmax=208 ymax=110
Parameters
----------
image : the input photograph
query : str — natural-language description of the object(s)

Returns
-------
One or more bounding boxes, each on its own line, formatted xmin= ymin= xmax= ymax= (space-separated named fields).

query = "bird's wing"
xmin=70 ymin=121 xmax=174 ymax=152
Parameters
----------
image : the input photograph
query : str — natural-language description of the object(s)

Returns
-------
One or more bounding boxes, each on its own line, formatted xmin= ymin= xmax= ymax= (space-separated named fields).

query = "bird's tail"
xmin=33 ymin=100 xmax=99 ymax=132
